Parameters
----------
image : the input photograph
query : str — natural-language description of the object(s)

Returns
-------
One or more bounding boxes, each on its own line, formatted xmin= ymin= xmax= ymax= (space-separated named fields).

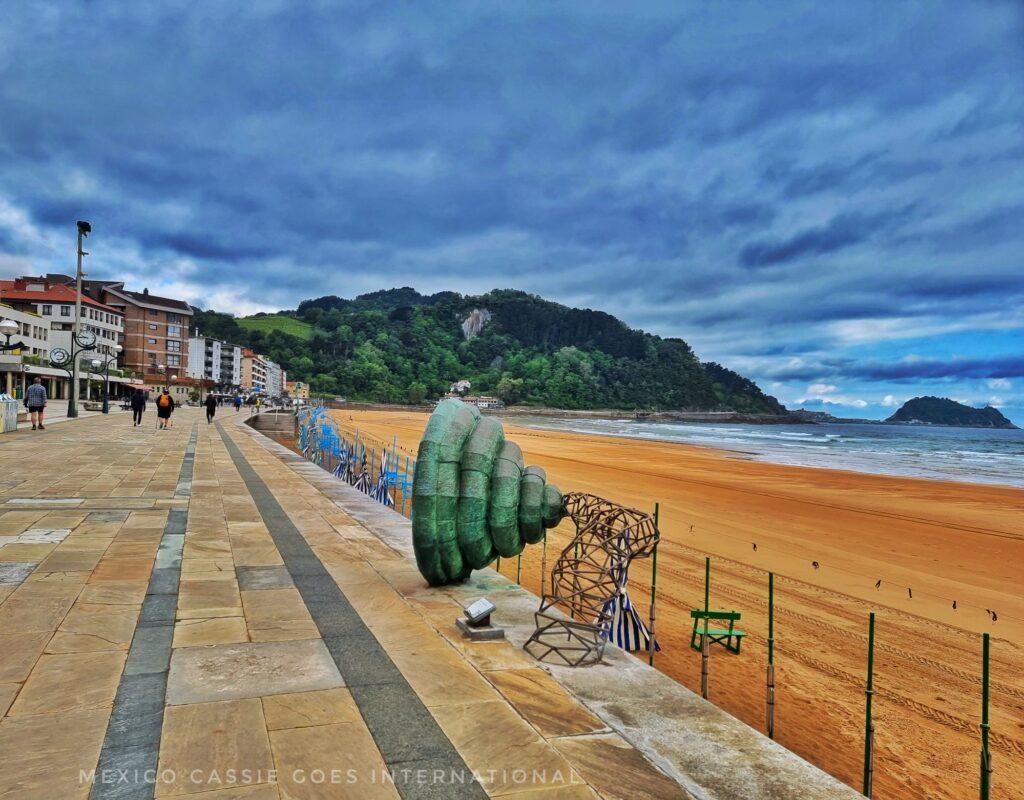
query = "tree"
xmin=407 ymin=381 xmax=428 ymax=405
xmin=496 ymin=376 xmax=525 ymax=405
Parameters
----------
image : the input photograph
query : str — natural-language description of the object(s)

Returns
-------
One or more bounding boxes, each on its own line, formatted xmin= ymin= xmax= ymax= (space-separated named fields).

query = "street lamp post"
xmin=156 ymin=363 xmax=178 ymax=391
xmin=0 ymin=319 xmax=25 ymax=352
xmin=69 ymin=220 xmax=92 ymax=418
xmin=95 ymin=344 xmax=122 ymax=414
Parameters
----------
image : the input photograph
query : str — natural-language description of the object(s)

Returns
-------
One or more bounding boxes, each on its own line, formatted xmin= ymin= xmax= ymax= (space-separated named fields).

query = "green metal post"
xmin=570 ymin=518 xmax=581 ymax=619
xmin=767 ymin=572 xmax=775 ymax=739
xmin=541 ymin=530 xmax=548 ymax=597
xmin=704 ymin=556 xmax=710 ymax=613
xmin=864 ymin=612 xmax=876 ymax=797
xmin=981 ymin=632 xmax=991 ymax=800
xmin=649 ymin=502 xmax=659 ymax=666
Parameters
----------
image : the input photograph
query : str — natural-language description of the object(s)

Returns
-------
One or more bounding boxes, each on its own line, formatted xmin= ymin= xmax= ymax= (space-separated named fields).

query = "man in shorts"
xmin=25 ymin=377 xmax=47 ymax=430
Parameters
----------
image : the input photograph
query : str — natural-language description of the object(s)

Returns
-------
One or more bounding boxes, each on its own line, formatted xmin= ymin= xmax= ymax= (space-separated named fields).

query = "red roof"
xmin=0 ymin=279 xmax=120 ymax=313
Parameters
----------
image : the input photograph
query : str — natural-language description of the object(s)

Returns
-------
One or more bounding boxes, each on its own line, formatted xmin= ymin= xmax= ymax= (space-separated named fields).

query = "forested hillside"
xmin=192 ymin=288 xmax=785 ymax=413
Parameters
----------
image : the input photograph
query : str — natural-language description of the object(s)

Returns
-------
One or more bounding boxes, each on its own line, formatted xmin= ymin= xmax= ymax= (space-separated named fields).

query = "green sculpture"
xmin=412 ymin=398 xmax=565 ymax=585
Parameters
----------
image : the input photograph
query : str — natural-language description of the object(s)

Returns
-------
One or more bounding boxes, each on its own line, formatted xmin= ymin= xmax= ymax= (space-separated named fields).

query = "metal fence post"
xmin=541 ymin=530 xmax=548 ymax=597
xmin=864 ymin=612 xmax=876 ymax=798
xmin=701 ymin=613 xmax=710 ymax=699
xmin=767 ymin=571 xmax=775 ymax=739
xmin=648 ymin=502 xmax=659 ymax=666
xmin=704 ymin=556 xmax=710 ymax=613
xmin=981 ymin=631 xmax=992 ymax=800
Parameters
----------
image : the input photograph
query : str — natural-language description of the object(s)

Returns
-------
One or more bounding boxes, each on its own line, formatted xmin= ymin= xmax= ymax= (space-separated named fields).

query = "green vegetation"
xmin=237 ymin=314 xmax=314 ymax=340
xmin=886 ymin=396 xmax=1017 ymax=428
xmin=191 ymin=288 xmax=785 ymax=413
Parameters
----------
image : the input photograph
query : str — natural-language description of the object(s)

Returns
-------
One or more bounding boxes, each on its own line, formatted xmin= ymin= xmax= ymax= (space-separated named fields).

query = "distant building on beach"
xmin=440 ymin=393 xmax=504 ymax=409
xmin=286 ymin=380 xmax=309 ymax=400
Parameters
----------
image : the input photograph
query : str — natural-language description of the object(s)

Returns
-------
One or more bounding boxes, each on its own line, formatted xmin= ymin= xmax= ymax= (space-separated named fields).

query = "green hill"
xmin=192 ymin=288 xmax=785 ymax=414
xmin=237 ymin=314 xmax=313 ymax=340
xmin=886 ymin=396 xmax=1017 ymax=428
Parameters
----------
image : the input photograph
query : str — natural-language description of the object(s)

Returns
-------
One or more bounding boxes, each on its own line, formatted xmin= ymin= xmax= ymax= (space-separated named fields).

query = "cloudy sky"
xmin=2 ymin=2 xmax=1022 ymax=421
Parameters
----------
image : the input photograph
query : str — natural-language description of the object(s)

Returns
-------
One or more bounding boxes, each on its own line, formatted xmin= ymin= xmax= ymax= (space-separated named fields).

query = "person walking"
xmin=156 ymin=388 xmax=175 ymax=429
xmin=204 ymin=393 xmax=217 ymax=425
xmin=130 ymin=388 xmax=147 ymax=426
xmin=24 ymin=377 xmax=47 ymax=430
xmin=234 ymin=395 xmax=242 ymax=413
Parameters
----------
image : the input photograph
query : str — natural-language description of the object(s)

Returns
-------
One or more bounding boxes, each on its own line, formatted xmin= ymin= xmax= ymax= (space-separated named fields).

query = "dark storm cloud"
xmin=0 ymin=1 xmax=1021 ymax=413
xmin=769 ymin=355 xmax=1024 ymax=383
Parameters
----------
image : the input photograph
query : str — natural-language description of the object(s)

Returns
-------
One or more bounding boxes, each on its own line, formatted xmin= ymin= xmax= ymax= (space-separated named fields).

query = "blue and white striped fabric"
xmin=601 ymin=589 xmax=660 ymax=652
xmin=369 ymin=452 xmax=394 ymax=506
xmin=352 ymin=451 xmax=371 ymax=493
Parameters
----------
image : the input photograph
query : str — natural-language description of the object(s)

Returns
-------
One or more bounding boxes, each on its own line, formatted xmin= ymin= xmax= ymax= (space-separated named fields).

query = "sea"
xmin=512 ymin=417 xmax=1024 ymax=488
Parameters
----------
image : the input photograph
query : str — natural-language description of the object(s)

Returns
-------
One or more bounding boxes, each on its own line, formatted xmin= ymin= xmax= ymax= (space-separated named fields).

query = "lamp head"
xmin=91 ymin=359 xmax=101 ymax=369
xmin=77 ymin=220 xmax=91 ymax=235
xmin=0 ymin=319 xmax=18 ymax=338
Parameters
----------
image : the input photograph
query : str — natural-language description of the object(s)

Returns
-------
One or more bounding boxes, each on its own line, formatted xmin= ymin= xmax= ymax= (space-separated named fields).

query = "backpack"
xmin=159 ymin=394 xmax=171 ymax=408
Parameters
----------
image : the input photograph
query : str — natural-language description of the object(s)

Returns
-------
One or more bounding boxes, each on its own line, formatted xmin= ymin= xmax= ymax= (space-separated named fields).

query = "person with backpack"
xmin=24 ymin=377 xmax=47 ymax=430
xmin=130 ymin=388 xmax=147 ymax=426
xmin=156 ymin=388 xmax=175 ymax=429
xmin=204 ymin=393 xmax=217 ymax=425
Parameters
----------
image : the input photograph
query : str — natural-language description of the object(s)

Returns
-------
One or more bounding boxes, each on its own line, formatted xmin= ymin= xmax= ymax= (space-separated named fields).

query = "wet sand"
xmin=331 ymin=408 xmax=1024 ymax=800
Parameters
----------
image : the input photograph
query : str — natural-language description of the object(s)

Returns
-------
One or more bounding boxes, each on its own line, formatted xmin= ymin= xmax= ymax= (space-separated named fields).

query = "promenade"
xmin=0 ymin=408 xmax=858 ymax=800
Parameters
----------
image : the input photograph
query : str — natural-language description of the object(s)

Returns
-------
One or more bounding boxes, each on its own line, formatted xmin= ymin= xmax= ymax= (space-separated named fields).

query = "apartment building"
xmin=187 ymin=335 xmax=243 ymax=389
xmin=241 ymin=348 xmax=267 ymax=393
xmin=98 ymin=286 xmax=192 ymax=383
xmin=0 ymin=303 xmax=53 ymax=396
xmin=264 ymin=359 xmax=286 ymax=398
xmin=41 ymin=275 xmax=192 ymax=384
xmin=0 ymin=276 xmax=123 ymax=359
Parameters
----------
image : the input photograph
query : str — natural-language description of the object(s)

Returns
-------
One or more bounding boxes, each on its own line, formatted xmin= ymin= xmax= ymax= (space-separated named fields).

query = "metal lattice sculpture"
xmin=524 ymin=492 xmax=659 ymax=667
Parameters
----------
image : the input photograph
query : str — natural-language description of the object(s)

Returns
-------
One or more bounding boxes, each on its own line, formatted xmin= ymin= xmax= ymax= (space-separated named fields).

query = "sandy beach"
xmin=331 ymin=407 xmax=1024 ymax=800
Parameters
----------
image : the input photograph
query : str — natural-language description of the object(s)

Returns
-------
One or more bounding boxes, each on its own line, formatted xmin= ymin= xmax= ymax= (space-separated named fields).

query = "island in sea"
xmin=886 ymin=396 xmax=1018 ymax=429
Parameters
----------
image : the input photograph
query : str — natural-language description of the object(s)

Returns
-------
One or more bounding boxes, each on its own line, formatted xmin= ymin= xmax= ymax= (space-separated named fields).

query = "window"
xmin=147 ymin=338 xmax=157 ymax=345
xmin=60 ymin=305 xmax=71 ymax=317
xmin=149 ymin=309 xmax=158 ymax=316
xmin=168 ymin=325 xmax=181 ymax=337
xmin=148 ymin=323 xmax=157 ymax=330
xmin=167 ymin=340 xmax=181 ymax=352
xmin=168 ymin=313 xmax=181 ymax=324
xmin=167 ymin=355 xmax=180 ymax=366
xmin=42 ymin=305 xmax=52 ymax=315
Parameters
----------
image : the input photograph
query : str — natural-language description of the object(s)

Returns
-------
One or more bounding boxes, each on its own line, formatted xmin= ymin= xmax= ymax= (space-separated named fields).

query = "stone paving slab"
xmin=166 ymin=640 xmax=344 ymax=705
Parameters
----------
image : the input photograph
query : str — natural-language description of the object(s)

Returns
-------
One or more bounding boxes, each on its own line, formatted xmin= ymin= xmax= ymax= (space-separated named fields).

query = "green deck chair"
xmin=690 ymin=609 xmax=746 ymax=655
